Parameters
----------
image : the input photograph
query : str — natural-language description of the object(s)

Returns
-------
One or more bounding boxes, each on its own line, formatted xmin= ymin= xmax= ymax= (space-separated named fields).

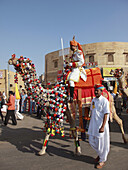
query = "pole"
xmin=8 ymin=63 xmax=10 ymax=93
xmin=61 ymin=38 xmax=65 ymax=68
xmin=5 ymin=69 xmax=7 ymax=97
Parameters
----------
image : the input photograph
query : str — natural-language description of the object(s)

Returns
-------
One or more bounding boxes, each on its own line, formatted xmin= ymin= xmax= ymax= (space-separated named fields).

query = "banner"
xmin=103 ymin=67 xmax=121 ymax=77
xmin=59 ymin=48 xmax=69 ymax=56
xmin=0 ymin=71 xmax=3 ymax=79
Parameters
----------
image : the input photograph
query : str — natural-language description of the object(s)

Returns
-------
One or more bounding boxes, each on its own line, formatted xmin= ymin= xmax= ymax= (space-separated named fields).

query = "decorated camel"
xmin=8 ymin=54 xmax=128 ymax=156
xmin=8 ymin=54 xmax=83 ymax=155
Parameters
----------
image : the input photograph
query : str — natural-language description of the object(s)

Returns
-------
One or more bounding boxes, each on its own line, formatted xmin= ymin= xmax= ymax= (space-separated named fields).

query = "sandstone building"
xmin=0 ymin=69 xmax=24 ymax=97
xmin=45 ymin=42 xmax=128 ymax=86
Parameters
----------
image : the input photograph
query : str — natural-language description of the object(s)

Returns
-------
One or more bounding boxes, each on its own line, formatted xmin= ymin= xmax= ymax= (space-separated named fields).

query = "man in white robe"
xmin=88 ymin=84 xmax=110 ymax=169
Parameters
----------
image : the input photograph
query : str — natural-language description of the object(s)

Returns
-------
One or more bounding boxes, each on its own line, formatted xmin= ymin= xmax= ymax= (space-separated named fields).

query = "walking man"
xmin=88 ymin=84 xmax=110 ymax=169
xmin=4 ymin=91 xmax=17 ymax=126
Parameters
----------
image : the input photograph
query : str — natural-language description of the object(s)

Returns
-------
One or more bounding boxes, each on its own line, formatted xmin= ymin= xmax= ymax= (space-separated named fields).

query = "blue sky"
xmin=0 ymin=0 xmax=128 ymax=76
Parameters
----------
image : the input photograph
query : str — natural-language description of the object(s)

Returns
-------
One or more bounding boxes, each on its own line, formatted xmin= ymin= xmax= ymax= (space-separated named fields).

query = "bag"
xmin=1 ymin=105 xmax=7 ymax=113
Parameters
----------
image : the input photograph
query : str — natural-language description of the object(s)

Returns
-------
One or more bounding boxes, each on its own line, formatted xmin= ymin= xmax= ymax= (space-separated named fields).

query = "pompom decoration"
xmin=10 ymin=54 xmax=68 ymax=137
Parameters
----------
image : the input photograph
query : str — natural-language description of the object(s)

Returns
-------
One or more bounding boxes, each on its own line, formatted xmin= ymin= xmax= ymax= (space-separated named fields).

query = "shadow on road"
xmin=0 ymin=124 xmax=95 ymax=165
xmin=47 ymin=145 xmax=94 ymax=165
xmin=0 ymin=125 xmax=44 ymax=153
xmin=110 ymin=141 xmax=128 ymax=149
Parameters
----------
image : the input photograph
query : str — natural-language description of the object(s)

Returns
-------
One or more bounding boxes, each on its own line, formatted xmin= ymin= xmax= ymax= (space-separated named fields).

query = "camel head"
xmin=9 ymin=55 xmax=35 ymax=76
xmin=110 ymin=68 xmax=124 ymax=79
xmin=8 ymin=54 xmax=18 ymax=66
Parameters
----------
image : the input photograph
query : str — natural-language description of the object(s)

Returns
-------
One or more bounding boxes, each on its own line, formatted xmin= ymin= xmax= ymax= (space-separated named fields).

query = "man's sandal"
xmin=96 ymin=162 xmax=105 ymax=169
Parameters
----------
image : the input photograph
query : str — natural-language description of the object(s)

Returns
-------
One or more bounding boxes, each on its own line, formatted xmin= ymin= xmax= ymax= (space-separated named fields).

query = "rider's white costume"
xmin=67 ymin=49 xmax=87 ymax=86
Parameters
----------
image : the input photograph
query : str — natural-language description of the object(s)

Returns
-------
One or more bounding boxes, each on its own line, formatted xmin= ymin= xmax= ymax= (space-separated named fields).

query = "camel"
xmin=8 ymin=55 xmax=128 ymax=156
xmin=8 ymin=55 xmax=82 ymax=155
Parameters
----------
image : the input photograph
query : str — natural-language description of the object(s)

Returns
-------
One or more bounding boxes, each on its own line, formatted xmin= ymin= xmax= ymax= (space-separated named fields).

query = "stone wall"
xmin=45 ymin=42 xmax=128 ymax=84
xmin=0 ymin=69 xmax=24 ymax=97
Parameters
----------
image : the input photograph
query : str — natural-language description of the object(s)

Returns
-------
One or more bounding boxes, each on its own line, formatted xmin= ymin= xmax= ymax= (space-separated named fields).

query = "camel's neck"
xmin=118 ymin=75 xmax=128 ymax=97
xmin=118 ymin=75 xmax=126 ymax=89
xmin=8 ymin=58 xmax=18 ymax=65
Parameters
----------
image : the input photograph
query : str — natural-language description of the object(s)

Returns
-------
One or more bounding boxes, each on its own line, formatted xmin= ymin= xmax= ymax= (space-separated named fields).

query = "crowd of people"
xmin=0 ymin=89 xmax=43 ymax=126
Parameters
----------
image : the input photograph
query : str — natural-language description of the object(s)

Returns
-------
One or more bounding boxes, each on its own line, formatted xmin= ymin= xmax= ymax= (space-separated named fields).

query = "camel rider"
xmin=65 ymin=37 xmax=87 ymax=102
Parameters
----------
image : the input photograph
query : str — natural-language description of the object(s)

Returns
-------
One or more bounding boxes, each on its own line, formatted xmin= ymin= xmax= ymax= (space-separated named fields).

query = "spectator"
xmin=4 ymin=91 xmax=17 ymax=126
xmin=30 ymin=98 xmax=35 ymax=115
xmin=19 ymin=89 xmax=22 ymax=113
xmin=110 ymin=90 xmax=116 ymax=100
xmin=1 ymin=92 xmax=7 ymax=117
xmin=21 ymin=90 xmax=27 ymax=113
xmin=0 ymin=92 xmax=5 ymax=122
xmin=23 ymin=92 xmax=27 ymax=112
xmin=122 ymin=95 xmax=127 ymax=110
xmin=36 ymin=104 xmax=43 ymax=119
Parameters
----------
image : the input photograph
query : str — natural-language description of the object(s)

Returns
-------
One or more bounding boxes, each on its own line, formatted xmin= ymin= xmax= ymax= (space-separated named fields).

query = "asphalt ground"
xmin=0 ymin=111 xmax=128 ymax=170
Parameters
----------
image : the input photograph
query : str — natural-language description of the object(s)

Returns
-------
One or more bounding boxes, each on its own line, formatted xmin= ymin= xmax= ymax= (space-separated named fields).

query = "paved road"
xmin=0 ymin=112 xmax=128 ymax=170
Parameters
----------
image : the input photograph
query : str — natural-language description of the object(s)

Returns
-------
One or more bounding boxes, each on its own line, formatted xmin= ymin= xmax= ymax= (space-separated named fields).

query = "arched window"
xmin=126 ymin=54 xmax=128 ymax=62
xmin=108 ymin=54 xmax=114 ymax=62
xmin=89 ymin=56 xmax=94 ymax=62
xmin=54 ymin=60 xmax=58 ymax=68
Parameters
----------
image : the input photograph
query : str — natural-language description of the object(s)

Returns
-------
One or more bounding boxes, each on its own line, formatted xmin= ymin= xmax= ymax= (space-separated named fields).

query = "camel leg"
xmin=75 ymin=130 xmax=81 ymax=155
xmin=78 ymin=88 xmax=86 ymax=141
xmin=112 ymin=105 xmax=128 ymax=144
xmin=66 ymin=102 xmax=81 ymax=154
xmin=66 ymin=102 xmax=76 ymax=128
xmin=71 ymin=129 xmax=81 ymax=155
xmin=38 ymin=133 xmax=51 ymax=155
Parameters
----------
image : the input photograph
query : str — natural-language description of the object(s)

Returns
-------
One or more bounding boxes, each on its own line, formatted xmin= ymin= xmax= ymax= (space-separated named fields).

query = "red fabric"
xmin=70 ymin=40 xmax=77 ymax=46
xmin=72 ymin=62 xmax=77 ymax=67
xmin=65 ymin=67 xmax=102 ymax=88
xmin=65 ymin=67 xmax=103 ymax=106
xmin=7 ymin=95 xmax=15 ymax=110
xmin=73 ymin=87 xmax=109 ymax=106
xmin=73 ymin=87 xmax=95 ymax=106
xmin=75 ymin=67 xmax=102 ymax=88
xmin=102 ymin=89 xmax=109 ymax=101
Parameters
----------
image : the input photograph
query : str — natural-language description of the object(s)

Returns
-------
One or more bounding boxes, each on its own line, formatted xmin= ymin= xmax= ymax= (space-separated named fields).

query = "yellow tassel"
xmin=51 ymin=129 xmax=55 ymax=136
xmin=47 ymin=128 xmax=51 ymax=133
xmin=113 ymin=81 xmax=117 ymax=94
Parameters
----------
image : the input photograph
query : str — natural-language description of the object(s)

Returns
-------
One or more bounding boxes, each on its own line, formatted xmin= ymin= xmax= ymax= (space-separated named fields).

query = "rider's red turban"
xmin=70 ymin=39 xmax=78 ymax=47
xmin=70 ymin=36 xmax=84 ymax=54
xmin=70 ymin=36 xmax=85 ymax=66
